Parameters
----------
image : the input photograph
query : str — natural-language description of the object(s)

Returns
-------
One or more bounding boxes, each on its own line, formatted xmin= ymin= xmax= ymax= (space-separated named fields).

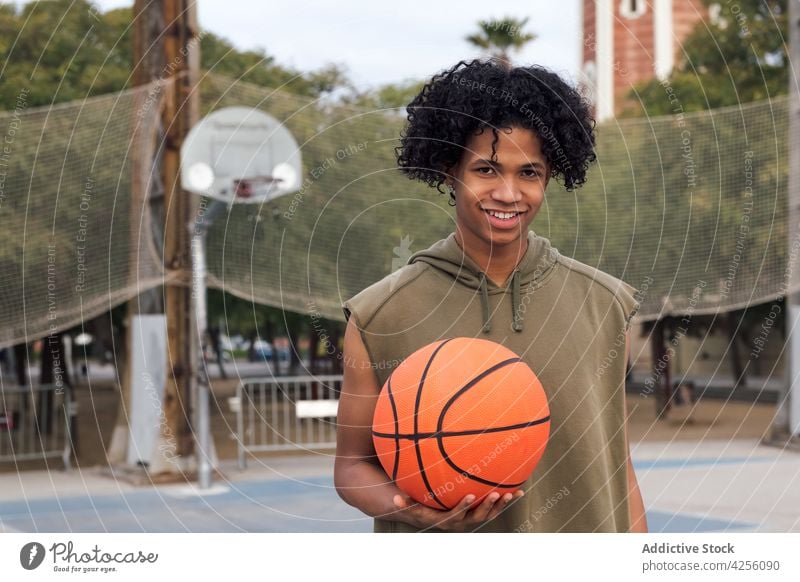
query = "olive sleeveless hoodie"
xmin=341 ymin=229 xmax=640 ymax=532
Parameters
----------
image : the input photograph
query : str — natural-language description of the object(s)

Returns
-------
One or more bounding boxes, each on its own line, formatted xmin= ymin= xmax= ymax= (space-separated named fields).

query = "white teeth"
xmin=486 ymin=210 xmax=519 ymax=220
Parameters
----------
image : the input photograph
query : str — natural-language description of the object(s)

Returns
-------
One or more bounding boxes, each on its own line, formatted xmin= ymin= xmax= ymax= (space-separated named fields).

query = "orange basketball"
xmin=372 ymin=337 xmax=550 ymax=510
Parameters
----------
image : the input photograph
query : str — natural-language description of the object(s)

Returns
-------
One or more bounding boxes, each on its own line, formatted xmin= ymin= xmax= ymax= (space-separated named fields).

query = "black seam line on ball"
xmin=438 ymin=357 xmax=541 ymax=488
xmin=387 ymin=375 xmax=400 ymax=481
xmin=371 ymin=416 xmax=551 ymax=441
xmin=414 ymin=338 xmax=454 ymax=511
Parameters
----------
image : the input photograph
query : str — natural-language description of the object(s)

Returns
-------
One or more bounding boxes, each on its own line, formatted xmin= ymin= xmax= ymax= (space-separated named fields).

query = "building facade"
xmin=581 ymin=0 xmax=706 ymax=119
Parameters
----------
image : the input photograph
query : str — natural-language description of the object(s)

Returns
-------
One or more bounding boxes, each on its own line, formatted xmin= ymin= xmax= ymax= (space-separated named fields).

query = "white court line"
xmin=160 ymin=484 xmax=231 ymax=498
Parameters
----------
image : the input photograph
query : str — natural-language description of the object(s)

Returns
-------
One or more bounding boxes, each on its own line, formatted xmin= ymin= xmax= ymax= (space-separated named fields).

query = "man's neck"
xmin=454 ymin=227 xmax=529 ymax=287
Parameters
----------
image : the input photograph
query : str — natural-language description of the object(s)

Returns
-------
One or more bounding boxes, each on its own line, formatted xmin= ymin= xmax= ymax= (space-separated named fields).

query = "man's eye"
xmin=476 ymin=167 xmax=495 ymax=175
xmin=522 ymin=169 xmax=539 ymax=178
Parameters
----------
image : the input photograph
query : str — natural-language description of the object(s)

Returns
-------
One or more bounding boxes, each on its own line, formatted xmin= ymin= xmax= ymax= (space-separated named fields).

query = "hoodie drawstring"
xmin=479 ymin=273 xmax=492 ymax=334
xmin=479 ymin=270 xmax=525 ymax=334
xmin=511 ymin=269 xmax=524 ymax=332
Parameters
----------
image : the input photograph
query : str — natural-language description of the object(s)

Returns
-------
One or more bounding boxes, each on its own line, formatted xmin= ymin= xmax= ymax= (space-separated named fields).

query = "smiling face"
xmin=448 ymin=125 xmax=550 ymax=249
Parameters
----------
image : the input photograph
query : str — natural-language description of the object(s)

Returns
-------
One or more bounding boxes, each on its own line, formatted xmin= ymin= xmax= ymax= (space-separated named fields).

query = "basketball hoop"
xmin=180 ymin=107 xmax=302 ymax=204
xmin=179 ymin=106 xmax=302 ymax=491
xmin=232 ymin=176 xmax=280 ymax=200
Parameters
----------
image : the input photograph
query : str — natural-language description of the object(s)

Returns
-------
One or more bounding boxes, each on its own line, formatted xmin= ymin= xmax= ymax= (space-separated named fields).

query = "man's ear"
xmin=444 ymin=163 xmax=457 ymax=185
xmin=443 ymin=165 xmax=458 ymax=194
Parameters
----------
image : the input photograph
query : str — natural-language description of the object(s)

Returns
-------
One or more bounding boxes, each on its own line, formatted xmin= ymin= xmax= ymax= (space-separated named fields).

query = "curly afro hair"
xmin=396 ymin=59 xmax=597 ymax=201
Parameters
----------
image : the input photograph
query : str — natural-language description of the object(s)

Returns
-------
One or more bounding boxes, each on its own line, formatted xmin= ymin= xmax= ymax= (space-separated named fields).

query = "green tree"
xmin=625 ymin=0 xmax=788 ymax=116
xmin=199 ymin=32 xmax=349 ymax=98
xmin=465 ymin=16 xmax=536 ymax=67
xmin=0 ymin=0 xmax=352 ymax=109
xmin=340 ymin=78 xmax=425 ymax=115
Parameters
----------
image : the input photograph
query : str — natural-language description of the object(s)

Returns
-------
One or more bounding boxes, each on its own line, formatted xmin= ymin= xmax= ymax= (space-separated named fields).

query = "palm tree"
xmin=466 ymin=16 xmax=537 ymax=68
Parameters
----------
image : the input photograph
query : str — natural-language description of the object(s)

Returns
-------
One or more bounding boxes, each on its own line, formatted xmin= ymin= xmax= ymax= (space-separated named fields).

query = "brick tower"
xmin=581 ymin=0 xmax=706 ymax=120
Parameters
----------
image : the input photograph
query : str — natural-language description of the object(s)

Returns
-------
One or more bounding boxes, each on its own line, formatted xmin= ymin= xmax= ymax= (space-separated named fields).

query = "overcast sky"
xmin=85 ymin=0 xmax=581 ymax=90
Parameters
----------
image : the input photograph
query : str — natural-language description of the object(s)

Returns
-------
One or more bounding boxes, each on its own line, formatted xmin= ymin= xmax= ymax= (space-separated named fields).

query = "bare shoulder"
xmin=342 ymin=314 xmax=380 ymax=395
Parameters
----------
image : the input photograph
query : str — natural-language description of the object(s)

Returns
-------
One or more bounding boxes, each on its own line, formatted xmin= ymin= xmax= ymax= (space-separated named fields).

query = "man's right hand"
xmin=390 ymin=490 xmax=524 ymax=532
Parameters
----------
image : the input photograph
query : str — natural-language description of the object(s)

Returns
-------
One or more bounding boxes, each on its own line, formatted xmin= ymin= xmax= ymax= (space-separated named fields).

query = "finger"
xmin=448 ymin=494 xmax=476 ymax=520
xmin=468 ymin=491 xmax=501 ymax=522
xmin=509 ymin=489 xmax=525 ymax=506
xmin=421 ymin=497 xmax=471 ymax=532
xmin=486 ymin=492 xmax=514 ymax=521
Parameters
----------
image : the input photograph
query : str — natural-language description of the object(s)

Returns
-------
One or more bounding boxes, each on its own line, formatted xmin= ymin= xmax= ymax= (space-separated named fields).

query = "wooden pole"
xmin=107 ymin=0 xmax=167 ymax=466
xmin=158 ymin=0 xmax=200 ymax=473
xmin=110 ymin=0 xmax=200 ymax=474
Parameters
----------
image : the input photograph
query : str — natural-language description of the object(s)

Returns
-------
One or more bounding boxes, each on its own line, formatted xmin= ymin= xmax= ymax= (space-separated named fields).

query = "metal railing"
xmin=232 ymin=375 xmax=342 ymax=469
xmin=0 ymin=384 xmax=74 ymax=469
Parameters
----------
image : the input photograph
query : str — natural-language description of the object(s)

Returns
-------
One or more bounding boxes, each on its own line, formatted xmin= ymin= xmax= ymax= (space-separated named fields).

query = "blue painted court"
xmin=0 ymin=439 xmax=797 ymax=533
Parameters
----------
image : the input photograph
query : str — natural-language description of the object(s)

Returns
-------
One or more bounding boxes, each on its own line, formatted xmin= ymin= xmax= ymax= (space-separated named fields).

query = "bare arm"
xmin=333 ymin=316 xmax=515 ymax=531
xmin=627 ymin=455 xmax=648 ymax=532
xmin=333 ymin=315 xmax=409 ymax=520
xmin=624 ymin=327 xmax=648 ymax=532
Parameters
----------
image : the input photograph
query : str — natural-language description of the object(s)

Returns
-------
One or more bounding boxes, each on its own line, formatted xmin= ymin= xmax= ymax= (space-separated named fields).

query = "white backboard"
xmin=181 ymin=106 xmax=302 ymax=204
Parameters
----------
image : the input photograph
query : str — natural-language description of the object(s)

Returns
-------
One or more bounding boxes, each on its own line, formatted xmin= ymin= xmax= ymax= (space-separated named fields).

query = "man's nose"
xmin=490 ymin=178 xmax=522 ymax=205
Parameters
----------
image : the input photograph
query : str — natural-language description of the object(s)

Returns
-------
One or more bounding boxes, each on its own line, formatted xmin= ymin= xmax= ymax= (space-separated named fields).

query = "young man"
xmin=334 ymin=59 xmax=647 ymax=533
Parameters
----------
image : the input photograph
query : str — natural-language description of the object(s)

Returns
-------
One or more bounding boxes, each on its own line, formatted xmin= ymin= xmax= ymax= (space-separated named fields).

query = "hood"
xmin=407 ymin=230 xmax=559 ymax=334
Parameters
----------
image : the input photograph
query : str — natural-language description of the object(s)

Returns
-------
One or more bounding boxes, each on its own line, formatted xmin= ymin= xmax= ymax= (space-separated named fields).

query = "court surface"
xmin=0 ymin=439 xmax=798 ymax=533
